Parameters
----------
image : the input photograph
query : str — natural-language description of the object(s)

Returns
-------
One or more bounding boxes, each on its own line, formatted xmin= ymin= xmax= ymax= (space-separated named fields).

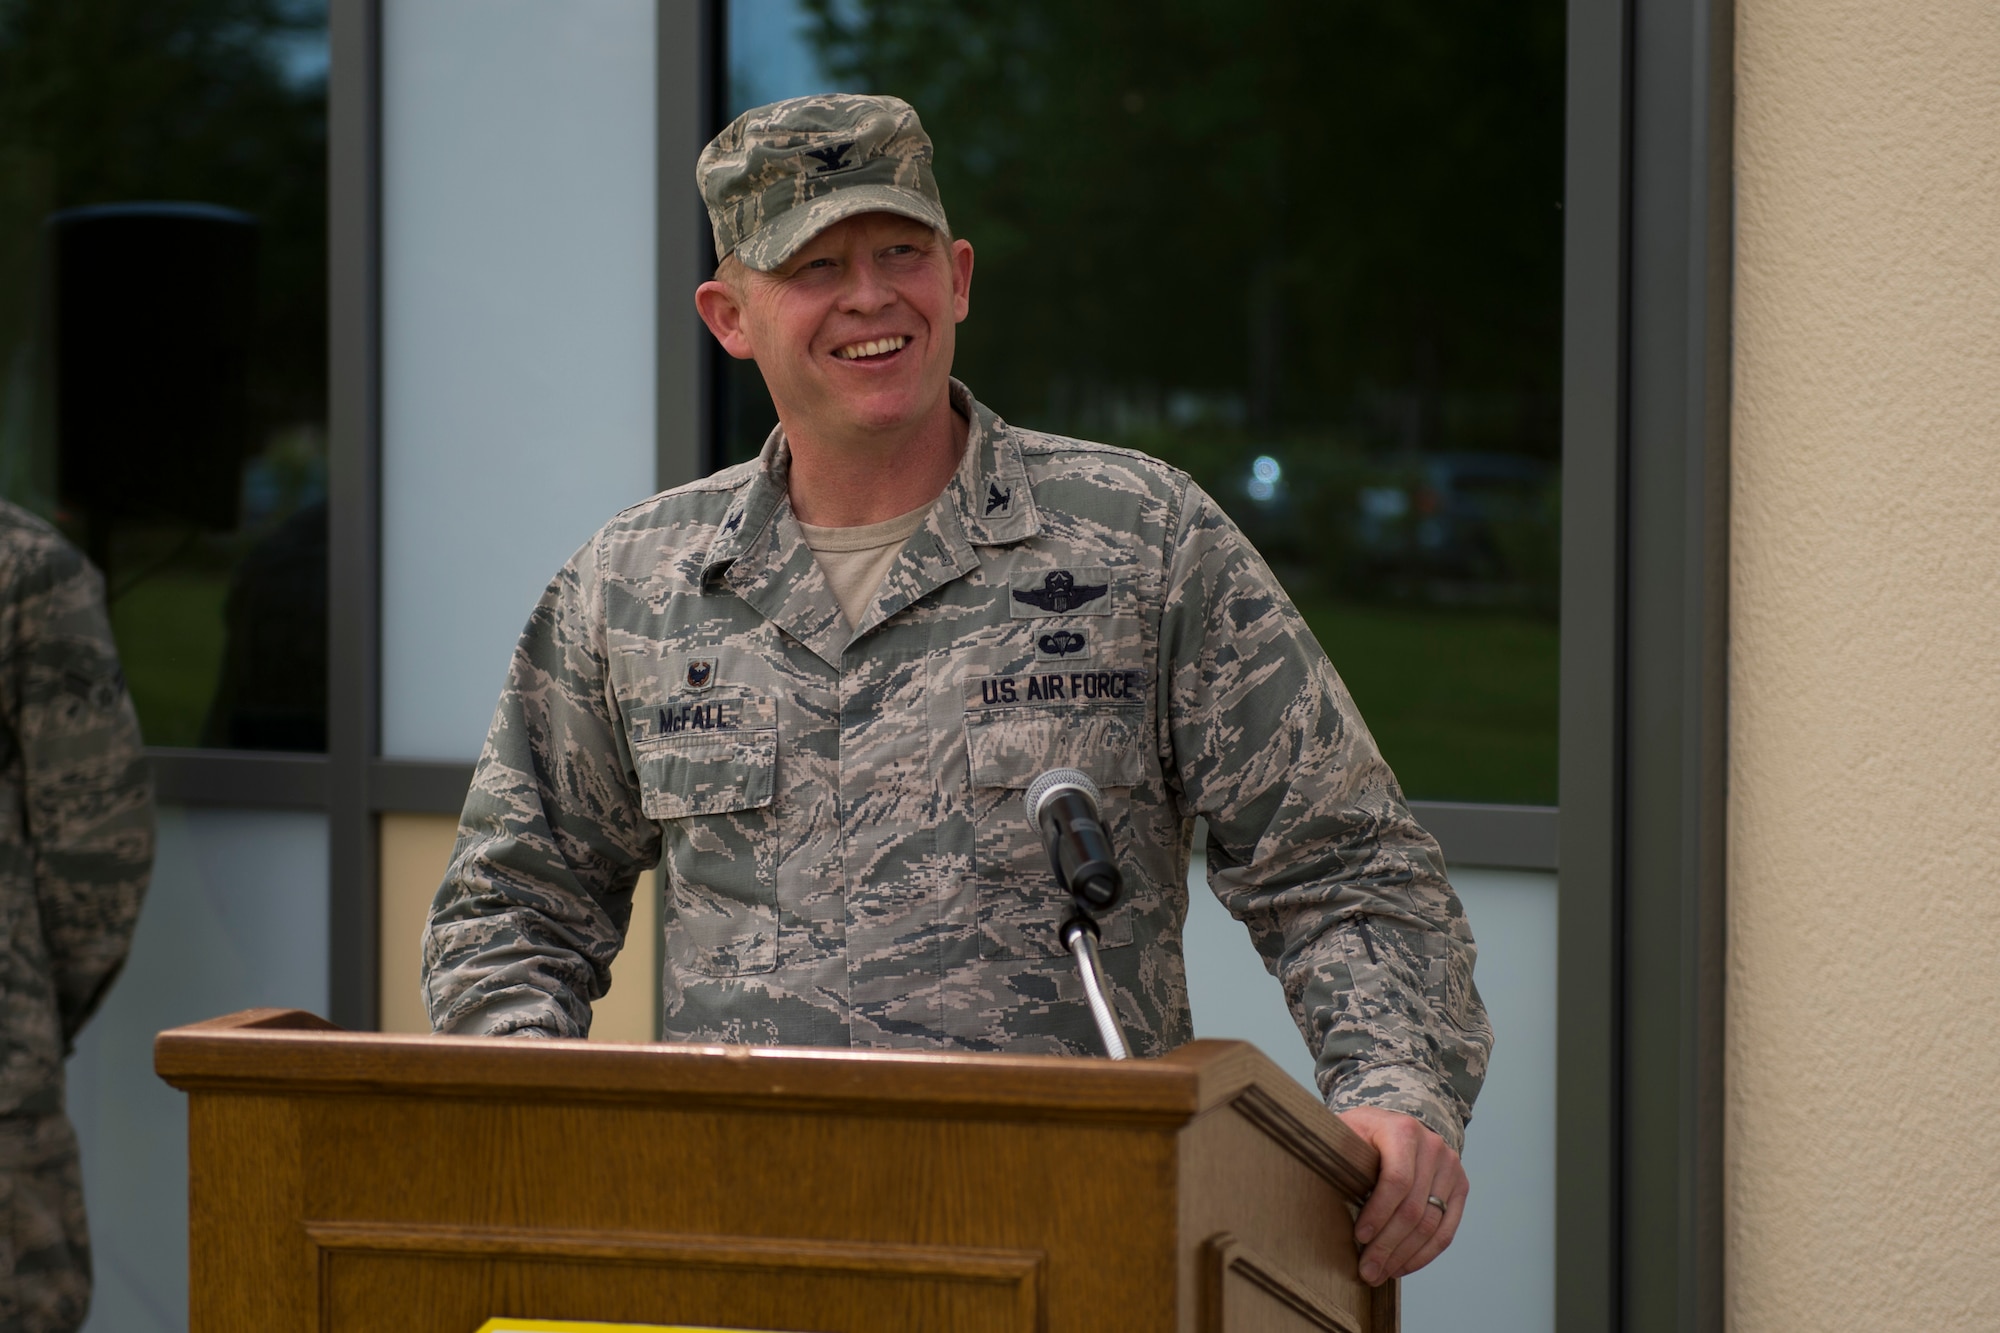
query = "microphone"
xmin=1023 ymin=768 xmax=1123 ymax=913
xmin=1026 ymin=768 xmax=1132 ymax=1060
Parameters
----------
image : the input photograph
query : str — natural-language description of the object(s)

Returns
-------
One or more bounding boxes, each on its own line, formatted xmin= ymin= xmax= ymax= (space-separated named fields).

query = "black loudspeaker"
xmin=49 ymin=202 xmax=258 ymax=532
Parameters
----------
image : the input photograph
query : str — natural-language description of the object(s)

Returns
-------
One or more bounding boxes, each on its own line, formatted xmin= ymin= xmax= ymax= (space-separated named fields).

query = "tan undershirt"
xmin=798 ymin=503 xmax=932 ymax=629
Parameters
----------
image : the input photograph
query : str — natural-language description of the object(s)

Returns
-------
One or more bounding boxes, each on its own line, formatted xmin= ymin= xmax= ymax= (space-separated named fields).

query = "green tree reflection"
xmin=0 ymin=0 xmax=329 ymax=748
xmin=780 ymin=0 xmax=1564 ymax=802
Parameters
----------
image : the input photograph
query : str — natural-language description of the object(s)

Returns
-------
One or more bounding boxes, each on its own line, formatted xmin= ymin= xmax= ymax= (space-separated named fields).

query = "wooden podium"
xmin=155 ymin=1010 xmax=1395 ymax=1332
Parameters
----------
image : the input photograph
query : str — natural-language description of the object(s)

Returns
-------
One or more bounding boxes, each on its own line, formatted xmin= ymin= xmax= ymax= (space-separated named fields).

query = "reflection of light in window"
xmin=1248 ymin=455 xmax=1281 ymax=502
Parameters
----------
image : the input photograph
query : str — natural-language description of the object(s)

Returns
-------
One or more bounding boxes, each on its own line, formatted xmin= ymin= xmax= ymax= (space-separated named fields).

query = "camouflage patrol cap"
xmin=697 ymin=93 xmax=950 ymax=272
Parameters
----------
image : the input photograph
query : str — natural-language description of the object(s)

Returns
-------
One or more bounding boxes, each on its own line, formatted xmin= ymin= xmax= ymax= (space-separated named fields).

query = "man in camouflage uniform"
xmin=426 ymin=94 xmax=1490 ymax=1285
xmin=0 ymin=502 xmax=154 ymax=1330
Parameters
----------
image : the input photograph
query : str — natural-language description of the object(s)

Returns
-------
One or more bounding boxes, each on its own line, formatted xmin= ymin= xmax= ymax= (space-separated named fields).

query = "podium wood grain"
xmin=156 ymin=1009 xmax=1395 ymax=1332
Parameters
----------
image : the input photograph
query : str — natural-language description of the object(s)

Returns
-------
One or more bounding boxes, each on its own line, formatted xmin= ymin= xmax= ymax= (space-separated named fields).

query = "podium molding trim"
xmin=157 ymin=1012 xmax=1380 ymax=1178
xmin=306 ymin=1223 xmax=1044 ymax=1330
xmin=1201 ymin=1232 xmax=1382 ymax=1333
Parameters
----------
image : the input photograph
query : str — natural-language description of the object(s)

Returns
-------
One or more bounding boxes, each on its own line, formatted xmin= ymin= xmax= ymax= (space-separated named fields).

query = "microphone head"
xmin=1025 ymin=767 xmax=1101 ymax=826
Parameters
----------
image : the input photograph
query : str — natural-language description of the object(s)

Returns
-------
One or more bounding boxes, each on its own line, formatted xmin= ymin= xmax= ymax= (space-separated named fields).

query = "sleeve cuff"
xmin=1323 ymin=1062 xmax=1469 ymax=1155
xmin=436 ymin=987 xmax=582 ymax=1040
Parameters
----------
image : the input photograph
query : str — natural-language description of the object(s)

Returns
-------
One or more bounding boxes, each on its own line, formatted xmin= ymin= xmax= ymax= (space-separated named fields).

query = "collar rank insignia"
xmin=1013 ymin=569 xmax=1109 ymax=614
xmin=722 ymin=509 xmax=743 ymax=534
xmin=685 ymin=658 xmax=717 ymax=690
xmin=805 ymin=140 xmax=855 ymax=174
xmin=986 ymin=481 xmax=1012 ymax=515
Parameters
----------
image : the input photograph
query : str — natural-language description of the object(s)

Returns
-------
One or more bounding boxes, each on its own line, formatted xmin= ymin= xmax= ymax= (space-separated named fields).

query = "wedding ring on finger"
xmin=1425 ymin=1194 xmax=1448 ymax=1213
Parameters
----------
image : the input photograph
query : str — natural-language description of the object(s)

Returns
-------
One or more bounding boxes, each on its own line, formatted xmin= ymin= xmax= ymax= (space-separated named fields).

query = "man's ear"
xmin=949 ymin=237 xmax=975 ymax=324
xmin=695 ymin=280 xmax=757 ymax=360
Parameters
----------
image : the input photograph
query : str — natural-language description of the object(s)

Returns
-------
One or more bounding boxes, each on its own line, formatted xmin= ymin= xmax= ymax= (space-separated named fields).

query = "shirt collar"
xmin=943 ymin=378 xmax=1040 ymax=548
xmin=700 ymin=378 xmax=1038 ymax=586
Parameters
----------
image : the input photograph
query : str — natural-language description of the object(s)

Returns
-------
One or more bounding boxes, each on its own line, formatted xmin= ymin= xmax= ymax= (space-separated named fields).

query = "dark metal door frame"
xmin=1559 ymin=0 xmax=1733 ymax=1327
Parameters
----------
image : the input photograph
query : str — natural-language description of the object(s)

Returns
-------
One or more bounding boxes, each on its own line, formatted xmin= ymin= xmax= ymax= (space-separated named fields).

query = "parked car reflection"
xmin=1352 ymin=453 xmax=1557 ymax=607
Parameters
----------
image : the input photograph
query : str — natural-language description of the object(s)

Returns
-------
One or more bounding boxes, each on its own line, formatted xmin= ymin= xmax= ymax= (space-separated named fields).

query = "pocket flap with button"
xmin=964 ymin=707 xmax=1146 ymax=790
xmin=632 ymin=693 xmax=778 ymax=820
xmin=963 ymin=697 xmax=1148 ymax=959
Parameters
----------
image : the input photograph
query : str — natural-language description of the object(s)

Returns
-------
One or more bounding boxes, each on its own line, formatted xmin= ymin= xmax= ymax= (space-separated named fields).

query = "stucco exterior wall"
xmin=1729 ymin=2 xmax=2000 ymax=1328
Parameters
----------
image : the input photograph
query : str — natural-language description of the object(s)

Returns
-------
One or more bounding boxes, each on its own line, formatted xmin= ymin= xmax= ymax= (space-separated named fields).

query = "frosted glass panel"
xmin=381 ymin=0 xmax=657 ymax=760
xmin=1185 ymin=856 xmax=1556 ymax=1333
xmin=70 ymin=806 xmax=330 ymax=1333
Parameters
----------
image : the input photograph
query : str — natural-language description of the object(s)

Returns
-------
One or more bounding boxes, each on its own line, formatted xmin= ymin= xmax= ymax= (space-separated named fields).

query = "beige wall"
xmin=1730 ymin=2 xmax=2000 ymax=1328
xmin=379 ymin=812 xmax=659 ymax=1042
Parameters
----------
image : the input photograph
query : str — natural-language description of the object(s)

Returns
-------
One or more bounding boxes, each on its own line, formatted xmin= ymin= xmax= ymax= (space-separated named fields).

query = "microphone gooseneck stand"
xmin=1060 ymin=915 xmax=1131 ymax=1060
xmin=1024 ymin=767 xmax=1134 ymax=1060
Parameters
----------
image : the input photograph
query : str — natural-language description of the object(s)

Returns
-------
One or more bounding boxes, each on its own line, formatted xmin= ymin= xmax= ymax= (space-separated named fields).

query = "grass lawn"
xmin=96 ymin=571 xmax=1557 ymax=799
xmin=1297 ymin=598 xmax=1558 ymax=806
xmin=109 ymin=573 xmax=230 ymax=748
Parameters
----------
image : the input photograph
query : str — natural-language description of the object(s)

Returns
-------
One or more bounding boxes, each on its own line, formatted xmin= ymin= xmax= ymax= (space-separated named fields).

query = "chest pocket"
xmin=634 ymin=693 xmax=780 ymax=975
xmin=964 ymin=692 xmax=1147 ymax=959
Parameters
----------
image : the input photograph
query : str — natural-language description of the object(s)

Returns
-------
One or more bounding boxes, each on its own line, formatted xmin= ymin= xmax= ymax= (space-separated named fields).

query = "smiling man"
xmin=424 ymin=94 xmax=1491 ymax=1286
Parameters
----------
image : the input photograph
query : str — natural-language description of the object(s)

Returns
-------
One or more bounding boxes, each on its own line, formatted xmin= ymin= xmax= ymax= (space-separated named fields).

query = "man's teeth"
xmin=835 ymin=336 xmax=908 ymax=360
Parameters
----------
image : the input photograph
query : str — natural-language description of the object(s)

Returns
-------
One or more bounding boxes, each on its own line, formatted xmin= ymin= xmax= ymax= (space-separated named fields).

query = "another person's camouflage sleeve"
xmin=423 ymin=539 xmax=660 ymax=1038
xmin=1159 ymin=483 xmax=1492 ymax=1151
xmin=10 ymin=533 xmax=153 ymax=1049
xmin=0 ymin=1111 xmax=91 ymax=1329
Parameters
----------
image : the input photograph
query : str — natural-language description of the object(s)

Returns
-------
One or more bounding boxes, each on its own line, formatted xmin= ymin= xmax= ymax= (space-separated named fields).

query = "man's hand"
xmin=1337 ymin=1107 xmax=1469 ymax=1286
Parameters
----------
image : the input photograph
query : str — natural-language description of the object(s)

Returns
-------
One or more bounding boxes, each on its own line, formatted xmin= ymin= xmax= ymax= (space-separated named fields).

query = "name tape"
xmin=648 ymin=699 xmax=744 ymax=736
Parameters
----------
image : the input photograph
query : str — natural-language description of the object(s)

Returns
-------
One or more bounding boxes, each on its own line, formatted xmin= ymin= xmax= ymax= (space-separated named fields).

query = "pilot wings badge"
xmin=1010 ymin=568 xmax=1112 ymax=617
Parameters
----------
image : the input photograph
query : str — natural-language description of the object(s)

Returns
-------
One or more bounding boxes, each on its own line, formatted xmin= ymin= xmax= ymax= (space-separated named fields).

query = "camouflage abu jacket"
xmin=0 ymin=503 xmax=152 ymax=1117
xmin=426 ymin=382 xmax=1491 ymax=1147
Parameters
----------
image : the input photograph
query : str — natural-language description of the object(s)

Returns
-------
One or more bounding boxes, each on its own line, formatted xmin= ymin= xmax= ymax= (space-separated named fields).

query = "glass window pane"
xmin=379 ymin=0 xmax=658 ymax=764
xmin=0 ymin=0 xmax=329 ymax=751
xmin=722 ymin=0 xmax=1562 ymax=805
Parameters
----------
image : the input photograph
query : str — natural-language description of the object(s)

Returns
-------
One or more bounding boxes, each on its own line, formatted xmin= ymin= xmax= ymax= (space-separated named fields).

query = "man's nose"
xmin=836 ymin=256 xmax=896 ymax=312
